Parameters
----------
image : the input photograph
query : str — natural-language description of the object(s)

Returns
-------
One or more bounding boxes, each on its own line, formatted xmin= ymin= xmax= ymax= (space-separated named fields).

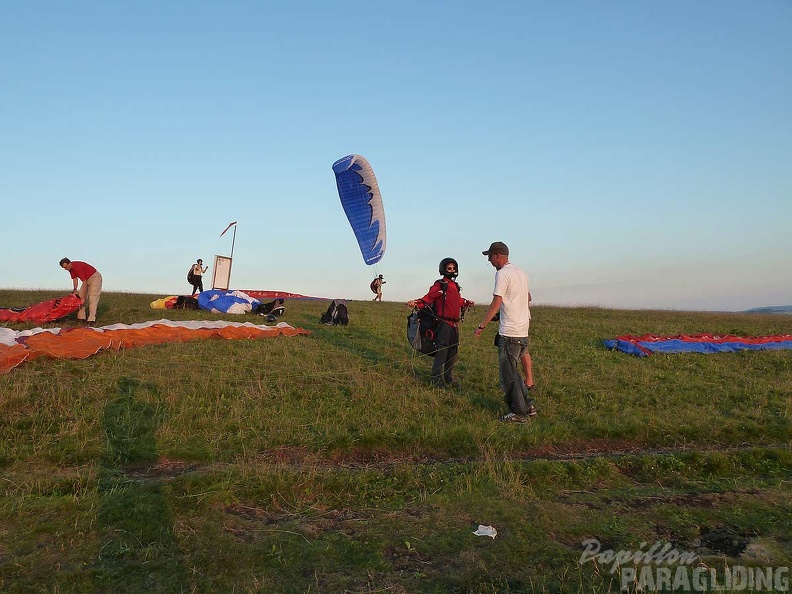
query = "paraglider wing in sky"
xmin=332 ymin=154 xmax=386 ymax=265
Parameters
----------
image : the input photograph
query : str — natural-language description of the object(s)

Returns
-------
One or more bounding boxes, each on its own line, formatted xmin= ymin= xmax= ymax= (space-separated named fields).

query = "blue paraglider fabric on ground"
xmin=197 ymin=290 xmax=261 ymax=314
xmin=604 ymin=334 xmax=792 ymax=357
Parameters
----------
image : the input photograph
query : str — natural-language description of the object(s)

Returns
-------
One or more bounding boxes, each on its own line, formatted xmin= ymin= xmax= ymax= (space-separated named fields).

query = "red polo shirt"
xmin=68 ymin=261 xmax=97 ymax=281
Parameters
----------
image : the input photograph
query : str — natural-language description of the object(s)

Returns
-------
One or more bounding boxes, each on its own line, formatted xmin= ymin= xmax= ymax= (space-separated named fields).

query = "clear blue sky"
xmin=3 ymin=1 xmax=790 ymax=311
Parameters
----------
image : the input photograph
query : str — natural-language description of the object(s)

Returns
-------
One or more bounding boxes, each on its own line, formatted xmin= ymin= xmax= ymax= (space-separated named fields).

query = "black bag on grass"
xmin=320 ymin=300 xmax=348 ymax=326
xmin=254 ymin=299 xmax=285 ymax=317
xmin=175 ymin=295 xmax=200 ymax=310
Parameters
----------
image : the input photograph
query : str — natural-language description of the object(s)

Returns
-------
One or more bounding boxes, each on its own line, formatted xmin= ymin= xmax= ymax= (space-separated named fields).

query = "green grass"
xmin=1 ymin=290 xmax=790 ymax=593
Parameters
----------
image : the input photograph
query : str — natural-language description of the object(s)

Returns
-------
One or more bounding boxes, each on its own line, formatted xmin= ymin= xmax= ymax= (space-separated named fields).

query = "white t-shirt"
xmin=493 ymin=262 xmax=531 ymax=337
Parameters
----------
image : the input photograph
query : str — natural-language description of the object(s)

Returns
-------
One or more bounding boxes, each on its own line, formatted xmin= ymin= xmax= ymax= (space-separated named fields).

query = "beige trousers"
xmin=78 ymin=272 xmax=103 ymax=322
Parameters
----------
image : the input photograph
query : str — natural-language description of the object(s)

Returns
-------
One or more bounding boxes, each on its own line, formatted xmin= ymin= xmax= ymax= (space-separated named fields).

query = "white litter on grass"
xmin=473 ymin=525 xmax=497 ymax=538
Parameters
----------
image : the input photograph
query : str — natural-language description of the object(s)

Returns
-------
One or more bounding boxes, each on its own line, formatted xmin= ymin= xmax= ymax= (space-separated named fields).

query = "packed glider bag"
xmin=175 ymin=296 xmax=200 ymax=310
xmin=252 ymin=299 xmax=286 ymax=323
xmin=320 ymin=300 xmax=349 ymax=326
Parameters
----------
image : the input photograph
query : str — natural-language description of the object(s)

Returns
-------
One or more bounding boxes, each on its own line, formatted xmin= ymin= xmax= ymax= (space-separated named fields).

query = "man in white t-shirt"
xmin=473 ymin=241 xmax=536 ymax=423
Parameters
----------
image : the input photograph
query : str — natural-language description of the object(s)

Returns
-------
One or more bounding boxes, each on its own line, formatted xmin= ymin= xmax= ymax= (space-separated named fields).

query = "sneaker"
xmin=525 ymin=399 xmax=537 ymax=417
xmin=87 ymin=321 xmax=97 ymax=327
xmin=525 ymin=382 xmax=536 ymax=391
xmin=499 ymin=412 xmax=529 ymax=423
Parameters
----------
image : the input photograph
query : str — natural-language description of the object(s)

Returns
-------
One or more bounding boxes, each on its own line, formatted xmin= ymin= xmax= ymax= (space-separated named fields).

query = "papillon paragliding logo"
xmin=332 ymin=154 xmax=386 ymax=265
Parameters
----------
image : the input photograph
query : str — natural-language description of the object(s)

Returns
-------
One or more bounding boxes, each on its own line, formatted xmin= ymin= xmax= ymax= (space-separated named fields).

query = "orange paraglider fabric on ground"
xmin=0 ymin=344 xmax=33 ymax=374
xmin=0 ymin=320 xmax=310 ymax=374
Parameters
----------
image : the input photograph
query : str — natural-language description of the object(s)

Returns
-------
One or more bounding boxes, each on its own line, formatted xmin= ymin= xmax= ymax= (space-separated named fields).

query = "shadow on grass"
xmin=97 ymin=377 xmax=188 ymax=593
xmin=309 ymin=323 xmax=401 ymax=368
xmin=312 ymin=322 xmax=506 ymax=418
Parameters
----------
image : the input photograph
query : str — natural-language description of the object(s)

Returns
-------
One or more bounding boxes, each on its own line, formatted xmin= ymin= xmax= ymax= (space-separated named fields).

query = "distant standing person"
xmin=372 ymin=274 xmax=385 ymax=302
xmin=190 ymin=259 xmax=208 ymax=294
xmin=473 ymin=242 xmax=536 ymax=423
xmin=59 ymin=258 xmax=103 ymax=326
xmin=407 ymin=258 xmax=474 ymax=388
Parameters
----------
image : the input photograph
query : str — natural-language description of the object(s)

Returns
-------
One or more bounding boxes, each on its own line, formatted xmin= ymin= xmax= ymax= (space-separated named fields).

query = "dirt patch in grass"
xmin=256 ymin=440 xmax=790 ymax=468
xmin=624 ymin=489 xmax=762 ymax=509
xmin=121 ymin=456 xmax=202 ymax=479
xmin=102 ymin=441 xmax=791 ymax=480
xmin=523 ymin=438 xmax=641 ymax=459
xmin=222 ymin=503 xmax=374 ymax=537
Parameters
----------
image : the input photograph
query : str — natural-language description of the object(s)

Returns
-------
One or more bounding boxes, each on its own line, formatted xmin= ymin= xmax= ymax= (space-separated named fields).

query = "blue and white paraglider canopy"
xmin=332 ymin=154 xmax=386 ymax=265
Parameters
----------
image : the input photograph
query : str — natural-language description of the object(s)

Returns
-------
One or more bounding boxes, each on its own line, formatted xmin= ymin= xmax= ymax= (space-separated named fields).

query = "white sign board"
xmin=212 ymin=256 xmax=233 ymax=290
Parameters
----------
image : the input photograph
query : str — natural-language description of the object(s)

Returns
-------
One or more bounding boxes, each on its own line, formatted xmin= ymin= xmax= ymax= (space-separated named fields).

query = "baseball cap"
xmin=482 ymin=241 xmax=509 ymax=256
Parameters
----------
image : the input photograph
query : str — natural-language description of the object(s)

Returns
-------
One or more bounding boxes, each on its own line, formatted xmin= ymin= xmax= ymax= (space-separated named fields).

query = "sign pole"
xmin=230 ymin=226 xmax=237 ymax=260
xmin=217 ymin=221 xmax=238 ymax=290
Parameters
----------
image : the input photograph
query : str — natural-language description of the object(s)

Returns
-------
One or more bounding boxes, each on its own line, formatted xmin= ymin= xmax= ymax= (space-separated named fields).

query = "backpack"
xmin=320 ymin=300 xmax=349 ymax=326
xmin=187 ymin=266 xmax=196 ymax=284
xmin=336 ymin=302 xmax=349 ymax=325
xmin=370 ymin=278 xmax=378 ymax=294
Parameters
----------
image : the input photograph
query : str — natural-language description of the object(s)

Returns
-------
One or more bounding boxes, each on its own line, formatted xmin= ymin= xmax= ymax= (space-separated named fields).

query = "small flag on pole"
xmin=220 ymin=221 xmax=237 ymax=237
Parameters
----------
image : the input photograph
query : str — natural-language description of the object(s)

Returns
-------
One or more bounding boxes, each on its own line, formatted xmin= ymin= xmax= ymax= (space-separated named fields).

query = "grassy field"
xmin=1 ymin=290 xmax=790 ymax=593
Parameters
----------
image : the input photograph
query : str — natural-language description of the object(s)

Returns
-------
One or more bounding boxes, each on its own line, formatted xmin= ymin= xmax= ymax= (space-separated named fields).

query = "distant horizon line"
xmin=2 ymin=287 xmax=790 ymax=315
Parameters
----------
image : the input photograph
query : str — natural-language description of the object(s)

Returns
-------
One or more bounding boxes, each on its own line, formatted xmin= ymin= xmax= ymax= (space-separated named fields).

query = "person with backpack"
xmin=473 ymin=241 xmax=536 ymax=423
xmin=407 ymin=258 xmax=474 ymax=389
xmin=189 ymin=259 xmax=208 ymax=295
xmin=371 ymin=274 xmax=385 ymax=302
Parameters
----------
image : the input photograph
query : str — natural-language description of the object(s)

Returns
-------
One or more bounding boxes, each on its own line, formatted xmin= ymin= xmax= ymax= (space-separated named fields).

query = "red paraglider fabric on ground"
xmin=0 ymin=295 xmax=82 ymax=323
